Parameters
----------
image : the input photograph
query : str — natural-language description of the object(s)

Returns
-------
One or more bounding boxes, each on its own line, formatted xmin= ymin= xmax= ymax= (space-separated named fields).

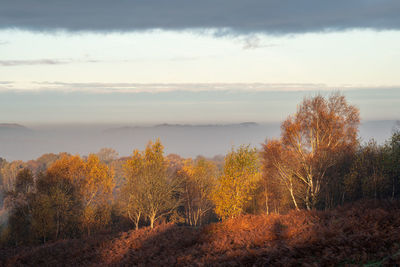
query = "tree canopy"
xmin=263 ymin=93 xmax=360 ymax=209
xmin=212 ymin=145 xmax=261 ymax=219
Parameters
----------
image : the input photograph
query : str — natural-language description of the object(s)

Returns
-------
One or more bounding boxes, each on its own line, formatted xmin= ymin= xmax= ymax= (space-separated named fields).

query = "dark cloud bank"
xmin=1 ymin=0 xmax=400 ymax=34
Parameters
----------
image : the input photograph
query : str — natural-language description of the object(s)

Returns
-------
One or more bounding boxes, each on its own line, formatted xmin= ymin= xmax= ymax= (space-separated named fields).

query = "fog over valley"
xmin=3 ymin=1 xmax=400 ymax=264
xmin=0 ymin=120 xmax=397 ymax=161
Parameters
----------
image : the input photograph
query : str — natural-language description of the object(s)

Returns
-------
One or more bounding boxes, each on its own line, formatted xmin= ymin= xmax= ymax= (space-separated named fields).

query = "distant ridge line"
xmin=104 ymin=122 xmax=259 ymax=133
xmin=0 ymin=123 xmax=30 ymax=130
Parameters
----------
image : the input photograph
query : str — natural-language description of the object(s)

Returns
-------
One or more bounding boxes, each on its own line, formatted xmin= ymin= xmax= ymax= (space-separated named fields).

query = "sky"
xmin=0 ymin=0 xmax=399 ymax=124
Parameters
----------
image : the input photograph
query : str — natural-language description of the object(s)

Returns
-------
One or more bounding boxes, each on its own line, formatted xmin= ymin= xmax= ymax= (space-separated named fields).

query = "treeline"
xmin=0 ymin=93 xmax=399 ymax=246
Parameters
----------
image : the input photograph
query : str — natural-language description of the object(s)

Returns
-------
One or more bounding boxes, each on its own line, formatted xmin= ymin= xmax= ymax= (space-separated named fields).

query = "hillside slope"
xmin=2 ymin=200 xmax=400 ymax=266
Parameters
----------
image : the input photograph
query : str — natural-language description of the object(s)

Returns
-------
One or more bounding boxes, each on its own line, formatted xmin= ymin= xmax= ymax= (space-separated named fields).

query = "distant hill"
xmin=155 ymin=122 xmax=259 ymax=127
xmin=0 ymin=123 xmax=32 ymax=135
xmin=105 ymin=122 xmax=259 ymax=133
xmin=0 ymin=123 xmax=28 ymax=130
xmin=0 ymin=120 xmax=396 ymax=161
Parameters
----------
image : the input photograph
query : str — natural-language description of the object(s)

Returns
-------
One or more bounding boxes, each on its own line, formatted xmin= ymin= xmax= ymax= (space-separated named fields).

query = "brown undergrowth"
xmin=2 ymin=200 xmax=400 ymax=266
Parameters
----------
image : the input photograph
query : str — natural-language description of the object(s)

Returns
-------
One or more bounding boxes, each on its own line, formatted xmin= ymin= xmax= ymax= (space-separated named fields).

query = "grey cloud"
xmin=0 ymin=59 xmax=70 ymax=66
xmin=242 ymin=36 xmax=279 ymax=50
xmin=0 ymin=57 xmax=202 ymax=67
xmin=0 ymin=59 xmax=101 ymax=66
xmin=27 ymin=82 xmax=400 ymax=94
xmin=5 ymin=82 xmax=399 ymax=94
xmin=0 ymin=1 xmax=399 ymax=34
xmin=30 ymin=82 xmax=329 ymax=93
xmin=243 ymin=36 xmax=263 ymax=50
xmin=0 ymin=81 xmax=14 ymax=90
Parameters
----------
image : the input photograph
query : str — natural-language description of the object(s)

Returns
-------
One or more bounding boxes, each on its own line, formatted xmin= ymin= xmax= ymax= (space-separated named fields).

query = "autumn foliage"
xmin=121 ymin=140 xmax=180 ymax=229
xmin=212 ymin=145 xmax=261 ymax=219
xmin=263 ymin=93 xmax=360 ymax=210
xmin=46 ymin=154 xmax=114 ymax=236
xmin=2 ymin=200 xmax=400 ymax=266
xmin=178 ymin=157 xmax=217 ymax=226
xmin=1 ymin=93 xmax=400 ymax=265
xmin=1 ymin=154 xmax=114 ymax=244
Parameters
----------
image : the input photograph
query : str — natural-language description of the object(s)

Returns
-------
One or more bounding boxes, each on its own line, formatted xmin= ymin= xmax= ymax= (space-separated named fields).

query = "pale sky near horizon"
xmin=1 ymin=29 xmax=400 ymax=87
xmin=0 ymin=1 xmax=399 ymax=124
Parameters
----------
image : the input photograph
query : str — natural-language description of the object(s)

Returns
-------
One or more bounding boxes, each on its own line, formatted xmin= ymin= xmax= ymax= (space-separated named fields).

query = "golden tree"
xmin=45 ymin=154 xmax=114 ymax=236
xmin=179 ymin=157 xmax=217 ymax=226
xmin=263 ymin=93 xmax=360 ymax=209
xmin=122 ymin=150 xmax=146 ymax=230
xmin=81 ymin=154 xmax=114 ymax=235
xmin=123 ymin=140 xmax=180 ymax=229
xmin=212 ymin=145 xmax=261 ymax=219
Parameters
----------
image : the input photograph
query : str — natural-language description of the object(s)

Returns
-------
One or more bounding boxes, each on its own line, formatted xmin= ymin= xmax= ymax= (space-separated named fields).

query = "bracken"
xmin=2 ymin=200 xmax=400 ymax=266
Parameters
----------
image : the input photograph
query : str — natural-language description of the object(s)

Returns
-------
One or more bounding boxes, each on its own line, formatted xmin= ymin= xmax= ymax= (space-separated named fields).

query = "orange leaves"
xmin=292 ymin=92 xmax=359 ymax=155
xmin=46 ymin=155 xmax=85 ymax=186
xmin=46 ymin=154 xmax=114 ymax=206
xmin=84 ymin=154 xmax=114 ymax=200
xmin=263 ymin=93 xmax=360 ymax=209
xmin=43 ymin=154 xmax=115 ymax=235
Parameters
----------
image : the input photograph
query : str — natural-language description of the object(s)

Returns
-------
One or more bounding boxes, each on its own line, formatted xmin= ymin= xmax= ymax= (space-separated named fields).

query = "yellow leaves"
xmin=122 ymin=139 xmax=178 ymax=228
xmin=180 ymin=158 xmax=217 ymax=184
xmin=123 ymin=139 xmax=168 ymax=186
xmin=48 ymin=154 xmax=114 ymax=202
xmin=84 ymin=154 xmax=114 ymax=198
xmin=179 ymin=157 xmax=217 ymax=226
xmin=47 ymin=155 xmax=85 ymax=184
xmin=46 ymin=154 xmax=115 ymax=234
xmin=212 ymin=145 xmax=261 ymax=220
